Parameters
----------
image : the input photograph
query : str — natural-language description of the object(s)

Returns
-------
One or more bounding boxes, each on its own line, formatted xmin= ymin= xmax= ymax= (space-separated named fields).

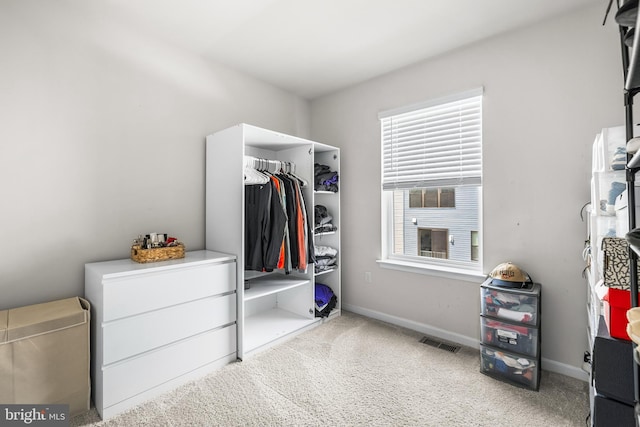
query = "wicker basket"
xmin=131 ymin=243 xmax=185 ymax=263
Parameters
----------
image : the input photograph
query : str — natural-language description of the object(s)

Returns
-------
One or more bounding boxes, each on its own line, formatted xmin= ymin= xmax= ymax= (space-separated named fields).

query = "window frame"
xmin=378 ymin=88 xmax=484 ymax=281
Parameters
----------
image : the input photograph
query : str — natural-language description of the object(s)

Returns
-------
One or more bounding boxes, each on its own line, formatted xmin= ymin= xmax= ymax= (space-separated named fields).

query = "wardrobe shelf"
xmin=315 ymin=268 xmax=338 ymax=277
xmin=244 ymin=277 xmax=310 ymax=301
xmin=314 ymin=190 xmax=337 ymax=195
xmin=314 ymin=231 xmax=336 ymax=237
xmin=243 ymin=308 xmax=320 ymax=354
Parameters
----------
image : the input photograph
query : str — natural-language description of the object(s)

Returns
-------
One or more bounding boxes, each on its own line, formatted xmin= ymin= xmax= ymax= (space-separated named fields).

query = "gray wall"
xmin=309 ymin=3 xmax=622 ymax=376
xmin=0 ymin=1 xmax=309 ymax=310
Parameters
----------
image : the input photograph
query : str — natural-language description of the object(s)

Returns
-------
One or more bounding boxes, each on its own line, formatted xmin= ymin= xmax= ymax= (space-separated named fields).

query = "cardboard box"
xmin=603 ymin=288 xmax=640 ymax=340
xmin=0 ymin=297 xmax=90 ymax=417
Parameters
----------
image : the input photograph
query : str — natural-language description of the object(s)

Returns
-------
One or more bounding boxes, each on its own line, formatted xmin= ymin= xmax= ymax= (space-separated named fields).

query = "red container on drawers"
xmin=602 ymin=287 xmax=640 ymax=340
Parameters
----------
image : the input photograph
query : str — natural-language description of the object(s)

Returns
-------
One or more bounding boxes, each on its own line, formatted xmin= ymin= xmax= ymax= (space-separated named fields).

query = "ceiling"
xmin=82 ymin=0 xmax=602 ymax=99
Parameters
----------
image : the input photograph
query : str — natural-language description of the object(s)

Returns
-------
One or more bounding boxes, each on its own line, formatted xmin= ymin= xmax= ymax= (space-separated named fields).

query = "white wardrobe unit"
xmin=206 ymin=123 xmax=341 ymax=359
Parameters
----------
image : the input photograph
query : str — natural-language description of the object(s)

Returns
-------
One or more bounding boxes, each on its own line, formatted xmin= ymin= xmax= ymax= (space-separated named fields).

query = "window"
xmin=418 ymin=228 xmax=448 ymax=259
xmin=409 ymin=188 xmax=455 ymax=208
xmin=471 ymin=231 xmax=479 ymax=262
xmin=380 ymin=88 xmax=483 ymax=274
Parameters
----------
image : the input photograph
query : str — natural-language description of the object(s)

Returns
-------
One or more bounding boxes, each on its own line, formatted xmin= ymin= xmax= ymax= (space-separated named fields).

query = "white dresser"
xmin=84 ymin=250 xmax=237 ymax=420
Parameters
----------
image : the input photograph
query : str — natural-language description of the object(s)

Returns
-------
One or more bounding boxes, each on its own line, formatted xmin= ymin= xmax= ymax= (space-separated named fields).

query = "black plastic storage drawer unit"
xmin=480 ymin=279 xmax=541 ymax=390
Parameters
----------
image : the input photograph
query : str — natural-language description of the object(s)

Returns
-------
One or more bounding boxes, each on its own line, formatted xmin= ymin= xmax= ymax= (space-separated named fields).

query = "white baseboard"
xmin=342 ymin=303 xmax=589 ymax=383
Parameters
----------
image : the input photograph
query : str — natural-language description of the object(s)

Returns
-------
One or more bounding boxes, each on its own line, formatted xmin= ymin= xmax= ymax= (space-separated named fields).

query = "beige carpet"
xmin=71 ymin=311 xmax=589 ymax=426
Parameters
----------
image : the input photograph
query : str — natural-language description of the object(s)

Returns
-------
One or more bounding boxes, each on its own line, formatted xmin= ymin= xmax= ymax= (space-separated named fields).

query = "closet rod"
xmin=244 ymin=155 xmax=296 ymax=173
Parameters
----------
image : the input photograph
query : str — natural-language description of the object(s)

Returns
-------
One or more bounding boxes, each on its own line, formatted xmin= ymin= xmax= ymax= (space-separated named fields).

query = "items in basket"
xmin=133 ymin=233 xmax=181 ymax=250
xmin=131 ymin=233 xmax=185 ymax=263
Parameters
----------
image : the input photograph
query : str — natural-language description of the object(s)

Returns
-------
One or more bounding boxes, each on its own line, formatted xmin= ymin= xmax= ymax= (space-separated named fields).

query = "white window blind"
xmin=380 ymin=88 xmax=483 ymax=190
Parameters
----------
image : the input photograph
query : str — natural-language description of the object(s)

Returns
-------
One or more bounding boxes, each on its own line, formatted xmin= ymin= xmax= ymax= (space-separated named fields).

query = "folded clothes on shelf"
xmin=315 ymin=283 xmax=337 ymax=317
xmin=314 ymin=163 xmax=339 ymax=192
xmin=315 ymin=245 xmax=338 ymax=274
xmin=314 ymin=205 xmax=337 ymax=234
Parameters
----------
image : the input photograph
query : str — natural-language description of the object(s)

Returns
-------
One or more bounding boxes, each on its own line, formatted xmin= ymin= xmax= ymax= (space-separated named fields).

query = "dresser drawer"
xmin=102 ymin=324 xmax=236 ymax=408
xmin=102 ymin=262 xmax=235 ymax=321
xmin=102 ymin=293 xmax=236 ymax=365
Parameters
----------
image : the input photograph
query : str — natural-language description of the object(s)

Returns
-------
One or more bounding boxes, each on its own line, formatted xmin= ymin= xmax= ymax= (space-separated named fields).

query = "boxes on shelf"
xmin=603 ymin=287 xmax=640 ymax=340
xmin=480 ymin=280 xmax=540 ymax=326
xmin=480 ymin=316 xmax=538 ymax=357
xmin=0 ymin=297 xmax=90 ymax=417
xmin=480 ymin=344 xmax=540 ymax=390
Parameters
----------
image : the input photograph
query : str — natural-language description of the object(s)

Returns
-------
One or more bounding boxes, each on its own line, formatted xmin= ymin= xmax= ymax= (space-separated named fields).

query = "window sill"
xmin=376 ymin=259 xmax=485 ymax=283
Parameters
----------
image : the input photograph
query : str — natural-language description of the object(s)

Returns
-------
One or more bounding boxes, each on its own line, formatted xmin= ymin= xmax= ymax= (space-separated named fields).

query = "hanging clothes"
xmin=244 ymin=157 xmax=315 ymax=274
xmin=245 ymin=180 xmax=287 ymax=272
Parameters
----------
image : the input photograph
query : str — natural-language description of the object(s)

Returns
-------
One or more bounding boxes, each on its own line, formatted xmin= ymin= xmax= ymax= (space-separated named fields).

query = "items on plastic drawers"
xmin=0 ymin=297 xmax=91 ymax=417
xmin=480 ymin=279 xmax=541 ymax=390
xmin=480 ymin=316 xmax=538 ymax=357
xmin=480 ymin=345 xmax=539 ymax=390
xmin=481 ymin=281 xmax=540 ymax=326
